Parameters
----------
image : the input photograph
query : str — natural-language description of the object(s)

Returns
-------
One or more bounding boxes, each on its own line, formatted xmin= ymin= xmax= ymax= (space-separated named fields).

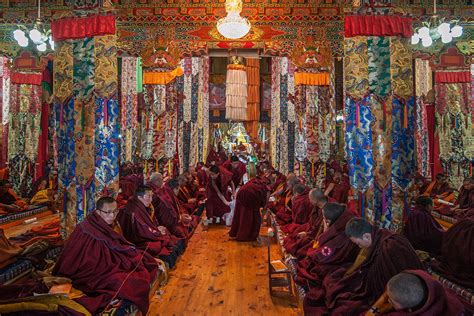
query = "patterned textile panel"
xmin=427 ymin=267 xmax=474 ymax=306
xmin=344 ymin=37 xmax=369 ymax=99
xmin=270 ymin=58 xmax=281 ymax=169
xmin=120 ymin=57 xmax=138 ymax=163
xmin=373 ymin=183 xmax=393 ymax=228
xmin=0 ymin=259 xmax=32 ymax=285
xmin=344 ymin=95 xmax=374 ymax=192
xmin=415 ymin=98 xmax=431 ymax=180
xmin=389 ymin=38 xmax=413 ymax=100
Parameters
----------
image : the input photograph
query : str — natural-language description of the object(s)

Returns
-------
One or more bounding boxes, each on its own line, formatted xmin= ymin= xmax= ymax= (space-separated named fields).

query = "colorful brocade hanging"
xmin=120 ymin=57 xmax=139 ymax=163
xmin=225 ymin=57 xmax=248 ymax=121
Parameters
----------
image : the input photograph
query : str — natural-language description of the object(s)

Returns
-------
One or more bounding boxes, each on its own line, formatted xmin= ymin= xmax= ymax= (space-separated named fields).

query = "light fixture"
xmin=217 ymin=0 xmax=251 ymax=39
xmin=12 ymin=0 xmax=53 ymax=52
xmin=411 ymin=0 xmax=462 ymax=47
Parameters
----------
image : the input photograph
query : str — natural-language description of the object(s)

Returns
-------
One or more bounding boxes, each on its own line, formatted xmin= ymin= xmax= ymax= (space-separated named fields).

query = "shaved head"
xmin=309 ymin=188 xmax=327 ymax=206
xmin=323 ymin=202 xmax=346 ymax=224
xmin=149 ymin=172 xmax=163 ymax=187
xmin=387 ymin=272 xmax=426 ymax=311
xmin=293 ymin=183 xmax=306 ymax=195
xmin=287 ymin=175 xmax=300 ymax=189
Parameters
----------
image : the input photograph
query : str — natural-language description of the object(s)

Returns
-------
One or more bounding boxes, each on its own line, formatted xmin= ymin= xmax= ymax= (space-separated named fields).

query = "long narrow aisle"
xmin=149 ymin=225 xmax=301 ymax=316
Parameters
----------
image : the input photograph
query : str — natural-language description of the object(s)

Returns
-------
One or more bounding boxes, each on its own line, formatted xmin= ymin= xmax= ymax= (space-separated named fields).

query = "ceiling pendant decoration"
xmin=217 ymin=0 xmax=251 ymax=40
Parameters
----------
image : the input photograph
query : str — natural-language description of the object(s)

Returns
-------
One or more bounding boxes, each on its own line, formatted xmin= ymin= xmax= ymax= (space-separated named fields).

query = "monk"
xmin=229 ymin=176 xmax=270 ymax=241
xmin=53 ymin=196 xmax=159 ymax=314
xmin=222 ymin=155 xmax=247 ymax=192
xmin=166 ymin=178 xmax=199 ymax=228
xmin=296 ymin=203 xmax=359 ymax=290
xmin=148 ymin=173 xmax=185 ymax=239
xmin=0 ymin=180 xmax=28 ymax=214
xmin=177 ymin=174 xmax=198 ymax=214
xmin=324 ymin=171 xmax=350 ymax=203
xmin=283 ymin=189 xmax=329 ymax=258
xmin=118 ymin=185 xmax=183 ymax=269
xmin=451 ymin=177 xmax=474 ymax=219
xmin=280 ymin=183 xmax=313 ymax=234
xmin=205 ymin=165 xmax=233 ymax=223
xmin=195 ymin=162 xmax=208 ymax=188
xmin=430 ymin=218 xmax=474 ymax=290
xmin=304 ymin=218 xmax=423 ymax=315
xmin=272 ymin=174 xmax=300 ymax=225
xmin=423 ymin=173 xmax=454 ymax=203
xmin=402 ymin=196 xmax=445 ymax=255
xmin=367 ymin=270 xmax=465 ymax=315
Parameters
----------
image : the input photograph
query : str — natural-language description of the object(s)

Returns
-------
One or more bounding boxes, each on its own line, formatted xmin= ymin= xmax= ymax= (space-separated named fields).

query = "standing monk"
xmin=229 ymin=177 xmax=271 ymax=241
xmin=206 ymin=165 xmax=233 ymax=223
xmin=222 ymin=155 xmax=247 ymax=192
xmin=324 ymin=171 xmax=350 ymax=203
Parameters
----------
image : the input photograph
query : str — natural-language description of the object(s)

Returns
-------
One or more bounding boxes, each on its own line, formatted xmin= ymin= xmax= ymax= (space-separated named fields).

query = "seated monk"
xmin=430 ymin=218 xmax=474 ymax=290
xmin=280 ymin=183 xmax=313 ymax=235
xmin=0 ymin=180 xmax=28 ymax=214
xmin=451 ymin=177 xmax=474 ymax=220
xmin=166 ymin=179 xmax=199 ymax=228
xmin=304 ymin=218 xmax=423 ymax=315
xmin=283 ymin=189 xmax=328 ymax=259
xmin=29 ymin=176 xmax=54 ymax=206
xmin=402 ymin=196 xmax=445 ymax=255
xmin=296 ymin=203 xmax=359 ymax=290
xmin=229 ymin=176 xmax=271 ymax=241
xmin=118 ymin=185 xmax=183 ymax=269
xmin=222 ymin=155 xmax=247 ymax=193
xmin=271 ymin=174 xmax=300 ymax=225
xmin=324 ymin=171 xmax=350 ymax=203
xmin=205 ymin=165 xmax=233 ymax=223
xmin=53 ymin=196 xmax=160 ymax=314
xmin=423 ymin=173 xmax=455 ymax=208
xmin=367 ymin=270 xmax=465 ymax=315
xmin=150 ymin=176 xmax=196 ymax=239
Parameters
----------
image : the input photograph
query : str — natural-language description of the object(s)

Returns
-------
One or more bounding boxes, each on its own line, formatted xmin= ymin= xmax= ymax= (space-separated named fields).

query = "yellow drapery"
xmin=143 ymin=67 xmax=184 ymax=85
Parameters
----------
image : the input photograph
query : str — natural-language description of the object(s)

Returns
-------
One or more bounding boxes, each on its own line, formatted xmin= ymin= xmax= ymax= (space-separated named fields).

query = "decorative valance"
xmin=294 ymin=72 xmax=330 ymax=86
xmin=51 ymin=15 xmax=115 ymax=41
xmin=434 ymin=71 xmax=470 ymax=83
xmin=10 ymin=72 xmax=42 ymax=85
xmin=344 ymin=15 xmax=413 ymax=38
xmin=143 ymin=67 xmax=184 ymax=85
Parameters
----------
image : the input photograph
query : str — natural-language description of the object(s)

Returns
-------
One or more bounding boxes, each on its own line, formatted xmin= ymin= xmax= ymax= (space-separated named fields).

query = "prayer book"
xmin=49 ymin=283 xmax=72 ymax=296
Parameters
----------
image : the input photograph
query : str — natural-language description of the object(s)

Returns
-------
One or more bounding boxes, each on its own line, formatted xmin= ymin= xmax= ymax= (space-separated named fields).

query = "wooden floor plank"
xmin=149 ymin=225 xmax=301 ymax=316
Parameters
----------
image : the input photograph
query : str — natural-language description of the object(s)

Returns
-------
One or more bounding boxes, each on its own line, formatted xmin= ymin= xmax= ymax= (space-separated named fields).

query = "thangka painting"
xmin=209 ymin=82 xmax=226 ymax=109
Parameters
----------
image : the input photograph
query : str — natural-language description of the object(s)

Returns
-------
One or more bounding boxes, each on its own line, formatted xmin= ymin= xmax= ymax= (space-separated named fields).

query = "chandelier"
xmin=13 ymin=0 xmax=54 ymax=52
xmin=411 ymin=0 xmax=462 ymax=47
xmin=217 ymin=0 xmax=251 ymax=40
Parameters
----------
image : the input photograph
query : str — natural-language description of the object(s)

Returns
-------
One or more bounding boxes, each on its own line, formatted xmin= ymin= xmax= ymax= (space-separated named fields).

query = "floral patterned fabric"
xmin=120 ymin=57 xmax=138 ymax=163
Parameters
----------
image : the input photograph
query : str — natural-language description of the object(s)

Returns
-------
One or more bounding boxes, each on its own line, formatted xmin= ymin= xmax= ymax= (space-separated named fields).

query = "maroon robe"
xmin=381 ymin=270 xmax=465 ymax=316
xmin=304 ymin=228 xmax=423 ymax=315
xmin=280 ymin=188 xmax=314 ymax=234
xmin=431 ymin=219 xmax=474 ymax=290
xmin=151 ymin=185 xmax=188 ymax=239
xmin=53 ymin=212 xmax=158 ymax=314
xmin=424 ymin=180 xmax=453 ymax=197
xmin=402 ymin=205 xmax=445 ymax=255
xmin=205 ymin=166 xmax=233 ymax=218
xmin=229 ymin=177 xmax=269 ymax=241
xmin=328 ymin=179 xmax=350 ymax=204
xmin=222 ymin=160 xmax=247 ymax=188
xmin=118 ymin=197 xmax=176 ymax=257
xmin=295 ymin=210 xmax=359 ymax=289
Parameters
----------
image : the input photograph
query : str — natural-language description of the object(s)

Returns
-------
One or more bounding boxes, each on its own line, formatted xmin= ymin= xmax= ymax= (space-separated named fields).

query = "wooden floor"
xmin=149 ymin=225 xmax=301 ymax=316
xmin=3 ymin=213 xmax=59 ymax=238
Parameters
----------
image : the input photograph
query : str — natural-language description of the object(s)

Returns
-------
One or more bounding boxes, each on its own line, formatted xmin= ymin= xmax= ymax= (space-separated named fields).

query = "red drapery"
xmin=10 ymin=72 xmax=42 ymax=85
xmin=425 ymin=104 xmax=442 ymax=177
xmin=51 ymin=15 xmax=115 ymax=41
xmin=434 ymin=71 xmax=470 ymax=83
xmin=344 ymin=15 xmax=413 ymax=38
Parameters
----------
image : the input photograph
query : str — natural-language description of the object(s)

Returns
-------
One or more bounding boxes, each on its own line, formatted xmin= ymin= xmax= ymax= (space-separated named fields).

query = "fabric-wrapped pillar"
xmin=225 ymin=56 xmax=248 ymax=121
xmin=52 ymin=14 xmax=118 ymax=236
xmin=344 ymin=13 xmax=415 ymax=231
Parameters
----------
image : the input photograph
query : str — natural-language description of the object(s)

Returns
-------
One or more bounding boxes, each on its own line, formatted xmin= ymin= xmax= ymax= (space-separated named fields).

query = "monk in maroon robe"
xmin=283 ymin=189 xmax=330 ymax=258
xmin=431 ymin=218 xmax=474 ymax=290
xmin=304 ymin=218 xmax=423 ymax=315
xmin=280 ymin=184 xmax=313 ymax=234
xmin=53 ymin=197 xmax=159 ymax=314
xmin=272 ymin=174 xmax=300 ymax=225
xmin=229 ymin=177 xmax=270 ymax=241
xmin=402 ymin=196 xmax=445 ymax=255
xmin=177 ymin=174 xmax=198 ymax=214
xmin=295 ymin=203 xmax=359 ymax=290
xmin=166 ymin=178 xmax=199 ymax=228
xmin=423 ymin=173 xmax=454 ymax=204
xmin=118 ymin=185 xmax=178 ymax=260
xmin=367 ymin=270 xmax=465 ymax=315
xmin=324 ymin=171 xmax=350 ymax=203
xmin=451 ymin=177 xmax=474 ymax=220
xmin=222 ymin=155 xmax=247 ymax=191
xmin=195 ymin=162 xmax=208 ymax=188
xmin=206 ymin=165 xmax=233 ymax=222
xmin=148 ymin=173 xmax=189 ymax=239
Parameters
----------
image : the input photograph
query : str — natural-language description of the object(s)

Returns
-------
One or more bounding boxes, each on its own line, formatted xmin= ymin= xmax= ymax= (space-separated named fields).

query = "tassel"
xmin=311 ymin=160 xmax=315 ymax=178
xmin=156 ymin=159 xmax=159 ymax=173
xmin=81 ymin=103 xmax=85 ymax=131
xmin=355 ymin=103 xmax=360 ymax=128
xmin=382 ymin=101 xmax=386 ymax=132
xmin=103 ymin=99 xmax=108 ymax=127
xmin=299 ymin=163 xmax=303 ymax=177
xmin=168 ymin=160 xmax=172 ymax=175
xmin=144 ymin=160 xmax=148 ymax=177
xmin=82 ymin=185 xmax=86 ymax=218
xmin=145 ymin=113 xmax=149 ymax=130
xmin=323 ymin=164 xmax=326 ymax=178
xmin=403 ymin=102 xmax=408 ymax=129
xmin=322 ymin=117 xmax=326 ymax=133
xmin=381 ymin=188 xmax=386 ymax=215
